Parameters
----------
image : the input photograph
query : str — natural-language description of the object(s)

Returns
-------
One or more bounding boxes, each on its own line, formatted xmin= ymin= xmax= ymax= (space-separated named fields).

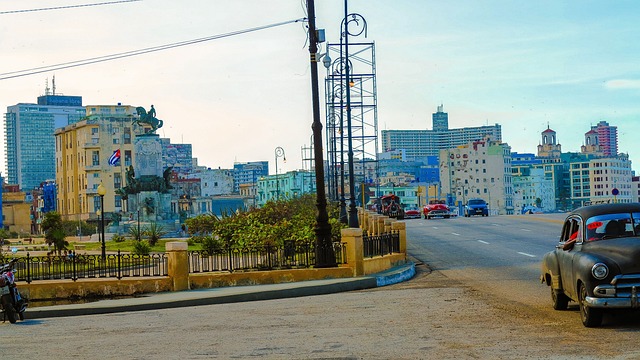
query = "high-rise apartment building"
xmin=4 ymin=92 xmax=85 ymax=190
xmin=591 ymin=120 xmax=618 ymax=157
xmin=381 ymin=105 xmax=501 ymax=160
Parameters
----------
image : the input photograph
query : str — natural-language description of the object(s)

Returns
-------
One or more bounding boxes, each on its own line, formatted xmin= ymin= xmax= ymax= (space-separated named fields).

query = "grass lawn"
xmin=70 ymin=239 xmax=202 ymax=253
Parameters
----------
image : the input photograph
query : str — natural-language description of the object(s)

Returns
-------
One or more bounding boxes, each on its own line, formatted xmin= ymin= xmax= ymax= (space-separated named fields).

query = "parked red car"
xmin=423 ymin=200 xmax=451 ymax=219
xmin=404 ymin=208 xmax=421 ymax=219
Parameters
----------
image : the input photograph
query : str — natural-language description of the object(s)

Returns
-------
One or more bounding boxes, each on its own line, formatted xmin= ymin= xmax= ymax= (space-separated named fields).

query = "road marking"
xmin=520 ymin=228 xmax=532 ymax=232
xmin=518 ymin=252 xmax=536 ymax=258
xmin=432 ymin=227 xmax=438 ymax=230
xmin=451 ymin=232 xmax=461 ymax=236
xmin=478 ymin=240 xmax=489 ymax=244
xmin=492 ymin=223 xmax=500 ymax=226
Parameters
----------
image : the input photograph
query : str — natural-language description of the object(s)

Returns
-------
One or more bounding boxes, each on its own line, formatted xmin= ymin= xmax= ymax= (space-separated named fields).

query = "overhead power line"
xmin=0 ymin=18 xmax=307 ymax=81
xmin=0 ymin=0 xmax=142 ymax=15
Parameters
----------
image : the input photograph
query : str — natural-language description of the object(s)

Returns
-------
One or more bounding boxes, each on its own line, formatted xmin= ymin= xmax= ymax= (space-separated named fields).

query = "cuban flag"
xmin=108 ymin=149 xmax=121 ymax=166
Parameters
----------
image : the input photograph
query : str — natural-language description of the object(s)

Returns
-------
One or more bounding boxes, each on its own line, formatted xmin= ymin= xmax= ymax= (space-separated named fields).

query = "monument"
xmin=117 ymin=105 xmax=173 ymax=223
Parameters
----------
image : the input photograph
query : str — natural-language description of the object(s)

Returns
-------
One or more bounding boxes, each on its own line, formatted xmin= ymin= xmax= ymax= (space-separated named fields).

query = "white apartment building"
xmin=587 ymin=154 xmax=633 ymax=204
xmin=512 ymin=168 xmax=555 ymax=213
xmin=439 ymin=137 xmax=514 ymax=214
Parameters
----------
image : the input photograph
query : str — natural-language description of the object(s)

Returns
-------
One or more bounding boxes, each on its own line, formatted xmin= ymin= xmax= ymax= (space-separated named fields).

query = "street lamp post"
xmin=275 ymin=147 xmax=286 ymax=200
xmin=341 ymin=3 xmax=367 ymax=228
xmin=97 ymin=182 xmax=107 ymax=261
xmin=307 ymin=0 xmax=335 ymax=267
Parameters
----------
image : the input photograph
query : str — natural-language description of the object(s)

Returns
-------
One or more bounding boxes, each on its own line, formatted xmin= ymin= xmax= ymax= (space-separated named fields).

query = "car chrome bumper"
xmin=586 ymin=286 xmax=640 ymax=308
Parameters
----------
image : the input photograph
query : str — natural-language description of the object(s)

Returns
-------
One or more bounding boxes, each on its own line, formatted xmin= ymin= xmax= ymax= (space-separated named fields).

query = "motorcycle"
xmin=1 ymin=259 xmax=28 ymax=323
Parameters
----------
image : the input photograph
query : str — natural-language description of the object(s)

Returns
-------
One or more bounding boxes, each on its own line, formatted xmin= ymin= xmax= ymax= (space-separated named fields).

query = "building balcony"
xmin=85 ymin=164 xmax=101 ymax=171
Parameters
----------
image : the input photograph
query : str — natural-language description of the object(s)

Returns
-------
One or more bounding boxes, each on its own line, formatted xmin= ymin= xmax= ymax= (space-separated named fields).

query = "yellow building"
xmin=55 ymin=105 xmax=151 ymax=221
xmin=1 ymin=187 xmax=32 ymax=234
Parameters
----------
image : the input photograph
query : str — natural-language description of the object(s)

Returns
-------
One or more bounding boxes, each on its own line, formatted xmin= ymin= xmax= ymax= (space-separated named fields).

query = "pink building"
xmin=591 ymin=121 xmax=618 ymax=157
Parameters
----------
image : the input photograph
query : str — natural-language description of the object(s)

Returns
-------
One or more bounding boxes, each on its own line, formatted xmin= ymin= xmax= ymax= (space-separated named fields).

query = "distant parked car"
xmin=404 ymin=208 xmax=421 ymax=219
xmin=540 ymin=203 xmax=640 ymax=327
xmin=423 ymin=200 xmax=451 ymax=219
xmin=464 ymin=198 xmax=488 ymax=217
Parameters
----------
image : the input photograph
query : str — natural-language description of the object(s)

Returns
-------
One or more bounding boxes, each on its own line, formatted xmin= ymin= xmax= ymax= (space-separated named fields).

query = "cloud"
xmin=604 ymin=79 xmax=640 ymax=90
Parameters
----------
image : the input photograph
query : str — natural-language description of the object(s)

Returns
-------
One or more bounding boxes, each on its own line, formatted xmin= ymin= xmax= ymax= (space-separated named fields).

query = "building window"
xmin=114 ymin=173 xmax=122 ymax=189
xmin=92 ymin=151 xmax=100 ymax=166
xmin=124 ymin=150 xmax=132 ymax=166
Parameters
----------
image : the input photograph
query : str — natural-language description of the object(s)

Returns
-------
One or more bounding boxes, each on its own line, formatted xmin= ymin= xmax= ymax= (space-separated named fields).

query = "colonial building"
xmin=54 ymin=104 xmax=151 ymax=221
xmin=256 ymin=170 xmax=316 ymax=206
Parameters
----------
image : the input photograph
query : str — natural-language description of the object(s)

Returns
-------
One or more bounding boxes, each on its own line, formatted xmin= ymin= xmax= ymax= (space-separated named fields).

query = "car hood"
xmin=582 ymin=237 xmax=640 ymax=272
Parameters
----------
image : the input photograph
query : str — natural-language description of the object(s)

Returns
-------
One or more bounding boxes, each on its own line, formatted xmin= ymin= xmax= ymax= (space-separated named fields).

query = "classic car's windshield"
xmin=586 ymin=213 xmax=637 ymax=241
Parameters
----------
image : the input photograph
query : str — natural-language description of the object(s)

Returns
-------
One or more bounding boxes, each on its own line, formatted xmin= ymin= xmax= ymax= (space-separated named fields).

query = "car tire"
xmin=551 ymin=288 xmax=569 ymax=310
xmin=578 ymin=283 xmax=603 ymax=327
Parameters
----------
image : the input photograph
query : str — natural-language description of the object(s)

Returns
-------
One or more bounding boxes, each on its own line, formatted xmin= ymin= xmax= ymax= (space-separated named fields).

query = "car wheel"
xmin=551 ymin=288 xmax=569 ymax=310
xmin=578 ymin=283 xmax=603 ymax=327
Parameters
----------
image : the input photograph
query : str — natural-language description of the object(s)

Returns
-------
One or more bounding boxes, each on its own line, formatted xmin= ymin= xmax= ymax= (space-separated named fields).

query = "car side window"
xmin=561 ymin=218 xmax=580 ymax=242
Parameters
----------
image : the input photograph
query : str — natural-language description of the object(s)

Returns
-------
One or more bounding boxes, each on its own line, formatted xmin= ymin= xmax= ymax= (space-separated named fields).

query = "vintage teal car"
xmin=541 ymin=203 xmax=640 ymax=327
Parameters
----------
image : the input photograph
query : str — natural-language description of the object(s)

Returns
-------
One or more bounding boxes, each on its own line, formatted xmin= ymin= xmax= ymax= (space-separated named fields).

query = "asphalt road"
xmin=5 ymin=213 xmax=640 ymax=359
xmin=406 ymin=213 xmax=565 ymax=309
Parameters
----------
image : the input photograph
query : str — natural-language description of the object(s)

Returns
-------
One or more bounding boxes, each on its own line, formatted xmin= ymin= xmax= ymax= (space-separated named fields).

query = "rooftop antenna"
xmin=44 ymin=78 xmax=51 ymax=95
xmin=52 ymin=75 xmax=56 ymax=95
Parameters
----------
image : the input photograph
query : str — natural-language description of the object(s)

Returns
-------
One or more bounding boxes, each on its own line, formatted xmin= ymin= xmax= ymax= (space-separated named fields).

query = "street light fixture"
xmin=275 ymin=146 xmax=286 ymax=200
xmin=97 ymin=181 xmax=107 ymax=261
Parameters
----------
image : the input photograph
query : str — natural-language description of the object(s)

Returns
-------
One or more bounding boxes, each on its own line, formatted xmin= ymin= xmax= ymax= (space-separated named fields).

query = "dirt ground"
xmin=3 ymin=261 xmax=640 ymax=359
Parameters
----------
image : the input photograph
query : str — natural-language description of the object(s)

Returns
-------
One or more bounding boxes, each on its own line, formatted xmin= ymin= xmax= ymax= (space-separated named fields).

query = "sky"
xmin=1 ymin=0 xmax=639 ymax=176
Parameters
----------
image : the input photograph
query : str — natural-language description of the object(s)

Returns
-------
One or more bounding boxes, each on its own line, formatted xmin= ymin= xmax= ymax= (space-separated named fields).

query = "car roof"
xmin=570 ymin=203 xmax=640 ymax=219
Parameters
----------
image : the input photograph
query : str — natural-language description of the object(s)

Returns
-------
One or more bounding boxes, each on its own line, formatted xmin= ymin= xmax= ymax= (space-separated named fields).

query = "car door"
xmin=556 ymin=216 xmax=582 ymax=299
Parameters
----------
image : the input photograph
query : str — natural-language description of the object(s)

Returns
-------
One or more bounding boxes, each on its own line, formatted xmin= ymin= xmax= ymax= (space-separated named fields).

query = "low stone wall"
xmin=190 ymin=267 xmax=354 ymax=289
xmin=19 ymin=209 xmax=408 ymax=301
xmin=364 ymin=254 xmax=407 ymax=275
xmin=22 ymin=277 xmax=173 ymax=301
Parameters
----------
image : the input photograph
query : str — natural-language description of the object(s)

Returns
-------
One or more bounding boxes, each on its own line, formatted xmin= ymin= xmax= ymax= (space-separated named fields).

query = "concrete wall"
xmin=19 ymin=213 xmax=408 ymax=301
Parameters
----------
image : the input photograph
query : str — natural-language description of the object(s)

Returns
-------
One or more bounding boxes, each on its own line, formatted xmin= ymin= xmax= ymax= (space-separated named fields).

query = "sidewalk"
xmin=26 ymin=262 xmax=416 ymax=319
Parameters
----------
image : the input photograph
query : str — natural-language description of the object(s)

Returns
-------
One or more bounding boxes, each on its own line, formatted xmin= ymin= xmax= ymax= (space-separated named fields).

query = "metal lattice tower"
xmin=324 ymin=41 xmax=378 ymax=201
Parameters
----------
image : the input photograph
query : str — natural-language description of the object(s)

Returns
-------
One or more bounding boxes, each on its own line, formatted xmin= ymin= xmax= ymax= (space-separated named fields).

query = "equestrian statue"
xmin=133 ymin=105 xmax=163 ymax=133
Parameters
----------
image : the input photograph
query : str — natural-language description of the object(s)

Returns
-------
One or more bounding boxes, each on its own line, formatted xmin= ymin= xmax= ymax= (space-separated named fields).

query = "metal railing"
xmin=5 ymin=251 xmax=167 ymax=283
xmin=363 ymin=231 xmax=400 ymax=258
xmin=189 ymin=241 xmax=347 ymax=273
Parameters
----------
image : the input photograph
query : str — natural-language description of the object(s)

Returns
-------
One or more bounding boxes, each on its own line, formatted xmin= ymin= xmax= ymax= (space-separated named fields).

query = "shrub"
xmin=144 ymin=222 xmax=167 ymax=246
xmin=112 ymin=234 xmax=126 ymax=243
xmin=132 ymin=240 xmax=151 ymax=255
xmin=201 ymin=235 xmax=225 ymax=255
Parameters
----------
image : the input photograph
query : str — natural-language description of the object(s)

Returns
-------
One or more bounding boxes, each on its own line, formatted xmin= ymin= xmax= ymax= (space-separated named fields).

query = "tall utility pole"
xmin=307 ymin=0 xmax=336 ymax=267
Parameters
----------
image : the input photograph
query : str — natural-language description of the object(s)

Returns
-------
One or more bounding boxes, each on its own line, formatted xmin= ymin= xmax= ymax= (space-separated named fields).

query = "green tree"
xmin=535 ymin=197 xmax=542 ymax=208
xmin=41 ymin=212 xmax=69 ymax=254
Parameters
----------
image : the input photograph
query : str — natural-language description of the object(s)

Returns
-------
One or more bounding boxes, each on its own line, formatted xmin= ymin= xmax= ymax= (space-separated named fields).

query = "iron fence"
xmin=189 ymin=241 xmax=347 ymax=273
xmin=3 ymin=251 xmax=167 ymax=283
xmin=363 ymin=231 xmax=400 ymax=258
